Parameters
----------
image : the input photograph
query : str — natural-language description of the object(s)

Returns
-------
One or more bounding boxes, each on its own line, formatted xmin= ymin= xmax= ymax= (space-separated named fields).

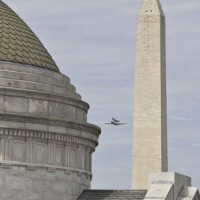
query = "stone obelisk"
xmin=132 ymin=0 xmax=168 ymax=190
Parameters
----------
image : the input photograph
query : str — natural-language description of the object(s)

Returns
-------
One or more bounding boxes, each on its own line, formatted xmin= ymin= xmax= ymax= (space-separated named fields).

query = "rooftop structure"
xmin=77 ymin=190 xmax=147 ymax=200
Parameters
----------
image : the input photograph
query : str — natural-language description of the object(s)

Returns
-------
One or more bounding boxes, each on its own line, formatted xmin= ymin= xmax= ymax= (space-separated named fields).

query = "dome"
xmin=0 ymin=1 xmax=101 ymax=199
xmin=0 ymin=0 xmax=59 ymax=72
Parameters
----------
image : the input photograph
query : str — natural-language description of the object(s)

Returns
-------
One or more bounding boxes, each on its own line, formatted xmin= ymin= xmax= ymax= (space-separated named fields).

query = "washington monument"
xmin=132 ymin=0 xmax=168 ymax=190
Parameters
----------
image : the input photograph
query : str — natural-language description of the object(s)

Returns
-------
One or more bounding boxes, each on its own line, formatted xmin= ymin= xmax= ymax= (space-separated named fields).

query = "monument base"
xmin=144 ymin=172 xmax=200 ymax=200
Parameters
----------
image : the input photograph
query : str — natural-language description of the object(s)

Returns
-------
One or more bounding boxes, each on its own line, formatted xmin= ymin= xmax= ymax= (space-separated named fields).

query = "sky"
xmin=3 ymin=0 xmax=200 ymax=189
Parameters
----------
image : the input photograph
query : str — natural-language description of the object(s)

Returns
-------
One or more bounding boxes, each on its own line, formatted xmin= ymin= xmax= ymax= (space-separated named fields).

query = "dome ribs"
xmin=0 ymin=0 xmax=59 ymax=72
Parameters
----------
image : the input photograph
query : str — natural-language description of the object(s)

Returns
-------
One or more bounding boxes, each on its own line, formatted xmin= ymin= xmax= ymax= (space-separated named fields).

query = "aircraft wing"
xmin=112 ymin=118 xmax=120 ymax=122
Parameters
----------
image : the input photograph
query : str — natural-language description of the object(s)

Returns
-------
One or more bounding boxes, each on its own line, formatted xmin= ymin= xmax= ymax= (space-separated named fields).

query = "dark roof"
xmin=77 ymin=190 xmax=147 ymax=200
xmin=0 ymin=0 xmax=59 ymax=72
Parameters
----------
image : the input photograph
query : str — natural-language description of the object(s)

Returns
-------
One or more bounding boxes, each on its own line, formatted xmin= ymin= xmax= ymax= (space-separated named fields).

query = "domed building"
xmin=0 ymin=1 xmax=100 ymax=200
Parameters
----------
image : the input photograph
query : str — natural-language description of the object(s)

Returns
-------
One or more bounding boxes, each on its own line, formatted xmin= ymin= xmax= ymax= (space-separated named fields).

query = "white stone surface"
xmin=148 ymin=172 xmax=191 ymax=199
xmin=177 ymin=186 xmax=200 ymax=200
xmin=145 ymin=183 xmax=174 ymax=200
xmin=144 ymin=172 xmax=200 ymax=200
xmin=132 ymin=0 xmax=167 ymax=190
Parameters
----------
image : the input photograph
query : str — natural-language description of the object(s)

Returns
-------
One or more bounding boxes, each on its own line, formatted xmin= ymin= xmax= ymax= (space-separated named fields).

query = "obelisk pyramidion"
xmin=132 ymin=0 xmax=168 ymax=190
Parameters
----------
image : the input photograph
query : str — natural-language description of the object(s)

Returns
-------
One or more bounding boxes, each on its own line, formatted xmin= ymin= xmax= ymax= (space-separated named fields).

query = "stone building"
xmin=0 ymin=1 xmax=100 ymax=200
xmin=0 ymin=0 xmax=199 ymax=200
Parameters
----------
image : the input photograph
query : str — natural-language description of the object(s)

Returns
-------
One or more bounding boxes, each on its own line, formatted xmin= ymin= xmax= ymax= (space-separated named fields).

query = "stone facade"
xmin=0 ymin=62 xmax=100 ymax=200
xmin=132 ymin=0 xmax=168 ymax=190
xmin=144 ymin=172 xmax=200 ymax=200
xmin=0 ymin=1 xmax=101 ymax=199
xmin=0 ymin=167 xmax=90 ymax=200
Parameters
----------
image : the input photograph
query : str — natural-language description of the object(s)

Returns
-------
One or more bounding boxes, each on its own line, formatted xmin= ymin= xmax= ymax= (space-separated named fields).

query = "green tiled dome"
xmin=0 ymin=0 xmax=59 ymax=72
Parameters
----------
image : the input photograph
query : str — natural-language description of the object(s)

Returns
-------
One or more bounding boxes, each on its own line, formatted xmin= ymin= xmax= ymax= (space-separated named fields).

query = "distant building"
xmin=0 ymin=1 xmax=100 ymax=200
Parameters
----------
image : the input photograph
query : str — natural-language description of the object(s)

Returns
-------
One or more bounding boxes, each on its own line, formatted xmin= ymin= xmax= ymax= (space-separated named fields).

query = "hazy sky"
xmin=4 ymin=0 xmax=200 ymax=189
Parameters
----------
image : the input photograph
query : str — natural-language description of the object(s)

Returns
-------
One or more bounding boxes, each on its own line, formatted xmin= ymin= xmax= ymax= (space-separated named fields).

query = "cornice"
xmin=0 ymin=113 xmax=100 ymax=136
xmin=0 ymin=160 xmax=92 ymax=178
xmin=0 ymin=127 xmax=97 ymax=148
xmin=0 ymin=87 xmax=89 ymax=111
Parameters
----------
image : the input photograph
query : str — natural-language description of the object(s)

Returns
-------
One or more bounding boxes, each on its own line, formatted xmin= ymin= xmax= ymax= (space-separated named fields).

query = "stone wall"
xmin=0 ymin=61 xmax=101 ymax=200
xmin=0 ymin=166 xmax=90 ymax=200
xmin=0 ymin=62 xmax=88 ymax=123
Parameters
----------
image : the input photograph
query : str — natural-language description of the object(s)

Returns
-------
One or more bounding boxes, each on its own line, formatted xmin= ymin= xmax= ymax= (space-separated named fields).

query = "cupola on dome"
xmin=0 ymin=0 xmax=59 ymax=72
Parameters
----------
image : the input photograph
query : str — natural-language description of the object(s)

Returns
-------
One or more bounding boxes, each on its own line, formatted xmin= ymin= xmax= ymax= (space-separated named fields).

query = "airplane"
xmin=105 ymin=118 xmax=128 ymax=126
xmin=112 ymin=118 xmax=120 ymax=122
